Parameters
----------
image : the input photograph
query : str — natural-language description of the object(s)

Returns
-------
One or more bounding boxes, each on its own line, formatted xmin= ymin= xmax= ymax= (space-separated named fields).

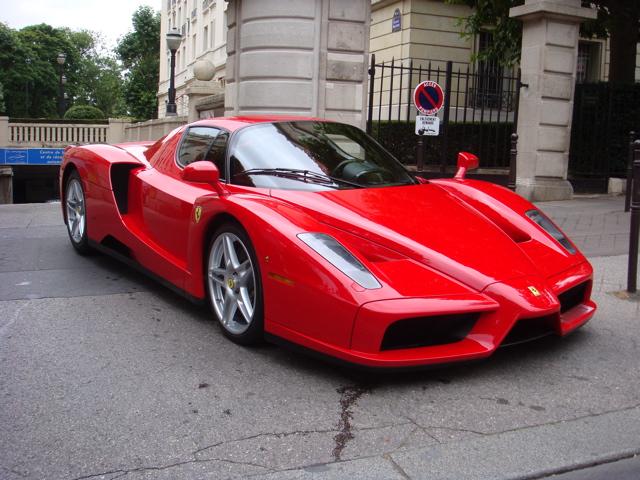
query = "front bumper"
xmin=268 ymin=261 xmax=596 ymax=369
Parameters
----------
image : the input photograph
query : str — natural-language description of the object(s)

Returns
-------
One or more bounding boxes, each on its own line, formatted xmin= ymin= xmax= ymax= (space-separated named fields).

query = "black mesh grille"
xmin=558 ymin=281 xmax=589 ymax=313
xmin=501 ymin=314 xmax=556 ymax=346
xmin=380 ymin=313 xmax=479 ymax=351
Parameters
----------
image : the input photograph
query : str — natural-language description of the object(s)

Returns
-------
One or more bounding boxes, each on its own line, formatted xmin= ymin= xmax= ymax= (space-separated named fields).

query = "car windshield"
xmin=228 ymin=121 xmax=416 ymax=190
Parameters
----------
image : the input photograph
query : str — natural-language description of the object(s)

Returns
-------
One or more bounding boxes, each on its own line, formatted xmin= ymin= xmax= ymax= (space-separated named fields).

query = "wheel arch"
xmin=60 ymin=162 xmax=80 ymax=224
xmin=202 ymin=212 xmax=246 ymax=259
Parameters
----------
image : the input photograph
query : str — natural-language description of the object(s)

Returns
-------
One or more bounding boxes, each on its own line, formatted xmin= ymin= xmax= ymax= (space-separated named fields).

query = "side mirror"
xmin=182 ymin=161 xmax=220 ymax=184
xmin=454 ymin=152 xmax=479 ymax=180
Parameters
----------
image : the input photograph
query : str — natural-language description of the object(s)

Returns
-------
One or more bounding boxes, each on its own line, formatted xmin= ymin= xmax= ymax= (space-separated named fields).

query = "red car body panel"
xmin=60 ymin=116 xmax=596 ymax=368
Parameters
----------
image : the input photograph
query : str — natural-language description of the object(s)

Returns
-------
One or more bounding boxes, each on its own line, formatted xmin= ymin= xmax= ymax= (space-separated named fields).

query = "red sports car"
xmin=60 ymin=116 xmax=596 ymax=368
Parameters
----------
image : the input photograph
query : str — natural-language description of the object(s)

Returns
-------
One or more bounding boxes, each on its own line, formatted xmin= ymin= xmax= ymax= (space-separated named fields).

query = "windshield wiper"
xmin=233 ymin=168 xmax=363 ymax=188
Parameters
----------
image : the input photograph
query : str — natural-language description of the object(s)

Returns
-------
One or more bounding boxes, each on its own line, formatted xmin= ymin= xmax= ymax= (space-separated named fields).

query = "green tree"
xmin=116 ymin=6 xmax=160 ymax=120
xmin=0 ymin=81 xmax=5 ymax=113
xmin=0 ymin=23 xmax=126 ymax=118
xmin=0 ymin=23 xmax=67 ymax=117
xmin=72 ymin=33 xmax=126 ymax=118
xmin=449 ymin=0 xmax=639 ymax=84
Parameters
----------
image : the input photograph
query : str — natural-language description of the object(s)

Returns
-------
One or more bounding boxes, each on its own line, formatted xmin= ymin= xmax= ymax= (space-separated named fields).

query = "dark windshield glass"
xmin=228 ymin=121 xmax=415 ymax=190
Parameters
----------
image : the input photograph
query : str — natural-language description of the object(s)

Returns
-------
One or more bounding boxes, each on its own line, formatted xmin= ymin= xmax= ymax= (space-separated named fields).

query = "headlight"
xmin=297 ymin=233 xmax=382 ymax=289
xmin=526 ymin=210 xmax=576 ymax=254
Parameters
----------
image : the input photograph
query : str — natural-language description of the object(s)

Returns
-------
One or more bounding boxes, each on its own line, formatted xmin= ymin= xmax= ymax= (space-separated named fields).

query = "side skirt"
xmin=88 ymin=239 xmax=205 ymax=307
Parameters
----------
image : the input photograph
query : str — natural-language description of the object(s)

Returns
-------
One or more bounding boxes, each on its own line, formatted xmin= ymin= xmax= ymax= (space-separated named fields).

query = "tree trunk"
xmin=607 ymin=0 xmax=639 ymax=84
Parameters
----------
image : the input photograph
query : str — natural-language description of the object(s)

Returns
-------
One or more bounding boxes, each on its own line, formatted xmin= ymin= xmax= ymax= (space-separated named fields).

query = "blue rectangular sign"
xmin=0 ymin=148 xmax=64 ymax=165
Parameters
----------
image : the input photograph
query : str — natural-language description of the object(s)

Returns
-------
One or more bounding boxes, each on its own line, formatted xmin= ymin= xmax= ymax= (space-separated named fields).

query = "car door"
xmin=132 ymin=126 xmax=229 ymax=276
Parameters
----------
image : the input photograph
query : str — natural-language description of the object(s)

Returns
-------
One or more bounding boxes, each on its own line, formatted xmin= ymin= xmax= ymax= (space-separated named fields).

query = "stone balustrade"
xmin=8 ymin=122 xmax=109 ymax=147
xmin=0 ymin=117 xmax=188 ymax=148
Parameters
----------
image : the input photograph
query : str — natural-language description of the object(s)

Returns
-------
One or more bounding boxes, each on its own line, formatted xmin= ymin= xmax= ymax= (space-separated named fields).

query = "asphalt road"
xmin=1 ymin=202 xmax=639 ymax=480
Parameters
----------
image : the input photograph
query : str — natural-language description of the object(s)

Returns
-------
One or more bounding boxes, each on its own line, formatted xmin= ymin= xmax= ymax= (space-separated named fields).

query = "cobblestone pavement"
xmin=537 ymin=195 xmax=629 ymax=257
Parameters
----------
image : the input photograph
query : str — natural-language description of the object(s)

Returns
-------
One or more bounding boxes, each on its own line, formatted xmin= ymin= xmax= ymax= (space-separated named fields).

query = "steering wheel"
xmin=353 ymin=167 xmax=393 ymax=184
xmin=331 ymin=159 xmax=361 ymax=177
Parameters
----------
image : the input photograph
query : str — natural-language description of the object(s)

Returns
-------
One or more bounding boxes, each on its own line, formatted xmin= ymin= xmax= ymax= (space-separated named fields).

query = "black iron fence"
xmin=366 ymin=55 xmax=521 ymax=177
xmin=569 ymin=83 xmax=640 ymax=193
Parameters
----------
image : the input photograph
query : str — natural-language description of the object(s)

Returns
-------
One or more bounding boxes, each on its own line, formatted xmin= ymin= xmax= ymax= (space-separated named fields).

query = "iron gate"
xmin=366 ymin=54 xmax=521 ymax=180
xmin=569 ymin=82 xmax=640 ymax=193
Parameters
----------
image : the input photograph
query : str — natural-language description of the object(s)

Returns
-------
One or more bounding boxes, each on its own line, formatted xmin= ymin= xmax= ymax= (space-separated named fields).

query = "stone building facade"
xmin=156 ymin=0 xmax=639 ymax=121
xmin=158 ymin=0 xmax=228 ymax=118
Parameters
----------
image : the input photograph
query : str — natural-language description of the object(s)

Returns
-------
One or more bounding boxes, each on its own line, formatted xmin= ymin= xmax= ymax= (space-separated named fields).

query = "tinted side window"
xmin=177 ymin=127 xmax=229 ymax=178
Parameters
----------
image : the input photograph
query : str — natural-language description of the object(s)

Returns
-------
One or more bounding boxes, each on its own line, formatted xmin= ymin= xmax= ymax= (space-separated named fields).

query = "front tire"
xmin=206 ymin=223 xmax=264 ymax=345
xmin=64 ymin=171 xmax=91 ymax=254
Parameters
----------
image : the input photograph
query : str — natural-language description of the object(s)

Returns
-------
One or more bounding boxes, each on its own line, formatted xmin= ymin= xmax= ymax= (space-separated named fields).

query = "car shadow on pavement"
xmin=84 ymin=249 xmax=596 ymax=388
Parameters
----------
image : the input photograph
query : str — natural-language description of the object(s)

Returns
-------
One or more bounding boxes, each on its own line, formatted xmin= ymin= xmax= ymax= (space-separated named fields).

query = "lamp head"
xmin=166 ymin=29 xmax=182 ymax=51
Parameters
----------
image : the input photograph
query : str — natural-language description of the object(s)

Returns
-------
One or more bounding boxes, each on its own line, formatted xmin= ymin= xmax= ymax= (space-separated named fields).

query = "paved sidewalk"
xmin=537 ymin=195 xmax=629 ymax=257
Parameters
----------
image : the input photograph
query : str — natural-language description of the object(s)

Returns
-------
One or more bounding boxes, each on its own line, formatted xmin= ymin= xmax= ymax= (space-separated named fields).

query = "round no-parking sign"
xmin=413 ymin=81 xmax=444 ymax=116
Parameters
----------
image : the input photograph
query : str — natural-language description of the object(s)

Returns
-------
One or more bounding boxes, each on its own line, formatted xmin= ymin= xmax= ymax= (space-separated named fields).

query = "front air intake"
xmin=558 ymin=281 xmax=589 ymax=313
xmin=380 ymin=313 xmax=479 ymax=351
xmin=501 ymin=314 xmax=557 ymax=346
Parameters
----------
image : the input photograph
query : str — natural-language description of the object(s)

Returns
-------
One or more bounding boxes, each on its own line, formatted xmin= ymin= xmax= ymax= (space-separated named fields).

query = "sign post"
xmin=413 ymin=80 xmax=445 ymax=171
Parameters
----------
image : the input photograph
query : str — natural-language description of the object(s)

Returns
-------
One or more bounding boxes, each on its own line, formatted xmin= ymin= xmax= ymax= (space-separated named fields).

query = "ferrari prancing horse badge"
xmin=528 ymin=286 xmax=541 ymax=297
xmin=194 ymin=206 xmax=202 ymax=223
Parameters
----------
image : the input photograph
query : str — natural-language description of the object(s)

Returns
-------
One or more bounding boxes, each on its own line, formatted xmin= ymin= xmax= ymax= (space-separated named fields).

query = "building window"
xmin=181 ymin=46 xmax=186 ymax=69
xmin=203 ymin=26 xmax=209 ymax=52
xmin=192 ymin=33 xmax=197 ymax=59
xmin=470 ymin=31 xmax=509 ymax=110
xmin=210 ymin=20 xmax=215 ymax=48
xmin=577 ymin=41 xmax=601 ymax=83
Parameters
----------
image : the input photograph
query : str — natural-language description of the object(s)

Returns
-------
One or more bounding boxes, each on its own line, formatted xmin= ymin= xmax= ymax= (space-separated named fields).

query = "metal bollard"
xmin=508 ymin=133 xmax=518 ymax=191
xmin=628 ymin=140 xmax=640 ymax=293
xmin=625 ymin=131 xmax=636 ymax=213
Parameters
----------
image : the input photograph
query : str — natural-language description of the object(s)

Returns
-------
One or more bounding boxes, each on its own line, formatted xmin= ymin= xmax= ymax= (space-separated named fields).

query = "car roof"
xmin=189 ymin=115 xmax=326 ymax=132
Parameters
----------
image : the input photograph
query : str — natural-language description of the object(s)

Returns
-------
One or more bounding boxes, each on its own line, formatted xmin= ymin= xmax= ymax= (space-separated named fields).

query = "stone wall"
xmin=370 ymin=0 xmax=473 ymax=66
xmin=123 ymin=117 xmax=187 ymax=142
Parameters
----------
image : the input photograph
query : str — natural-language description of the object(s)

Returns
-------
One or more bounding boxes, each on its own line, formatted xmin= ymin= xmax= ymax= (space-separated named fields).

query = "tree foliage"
xmin=116 ymin=6 xmax=161 ymax=120
xmin=0 ymin=5 xmax=161 ymax=120
xmin=448 ymin=0 xmax=639 ymax=84
xmin=0 ymin=81 xmax=5 ymax=113
xmin=0 ymin=22 xmax=126 ymax=118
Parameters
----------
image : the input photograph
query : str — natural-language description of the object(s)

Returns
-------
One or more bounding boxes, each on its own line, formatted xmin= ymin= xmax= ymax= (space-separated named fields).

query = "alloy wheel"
xmin=207 ymin=232 xmax=257 ymax=335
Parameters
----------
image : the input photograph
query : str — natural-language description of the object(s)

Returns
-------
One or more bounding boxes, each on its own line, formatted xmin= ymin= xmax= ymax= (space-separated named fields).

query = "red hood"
xmin=270 ymin=183 xmax=543 ymax=291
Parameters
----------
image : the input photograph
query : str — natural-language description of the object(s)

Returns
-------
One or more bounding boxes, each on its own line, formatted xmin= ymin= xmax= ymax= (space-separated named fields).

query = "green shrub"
xmin=63 ymin=105 xmax=105 ymax=120
xmin=372 ymin=121 xmax=514 ymax=169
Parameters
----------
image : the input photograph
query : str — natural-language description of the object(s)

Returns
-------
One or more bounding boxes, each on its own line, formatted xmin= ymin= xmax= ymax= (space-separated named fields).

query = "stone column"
xmin=106 ymin=118 xmax=130 ymax=144
xmin=510 ymin=0 xmax=596 ymax=201
xmin=0 ymin=116 xmax=9 ymax=146
xmin=225 ymin=0 xmax=370 ymax=128
xmin=0 ymin=167 xmax=13 ymax=204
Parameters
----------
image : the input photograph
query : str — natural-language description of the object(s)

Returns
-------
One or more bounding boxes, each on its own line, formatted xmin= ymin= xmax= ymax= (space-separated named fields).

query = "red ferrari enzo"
xmin=60 ymin=116 xmax=596 ymax=368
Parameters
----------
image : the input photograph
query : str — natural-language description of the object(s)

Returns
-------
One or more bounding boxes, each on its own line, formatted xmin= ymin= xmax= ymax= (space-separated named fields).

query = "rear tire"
xmin=205 ymin=223 xmax=264 ymax=345
xmin=64 ymin=171 xmax=91 ymax=255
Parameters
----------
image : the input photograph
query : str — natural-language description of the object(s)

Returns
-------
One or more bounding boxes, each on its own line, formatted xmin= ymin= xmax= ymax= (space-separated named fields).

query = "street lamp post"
xmin=57 ymin=53 xmax=66 ymax=117
xmin=166 ymin=29 xmax=182 ymax=116
xmin=25 ymin=58 xmax=32 ymax=117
